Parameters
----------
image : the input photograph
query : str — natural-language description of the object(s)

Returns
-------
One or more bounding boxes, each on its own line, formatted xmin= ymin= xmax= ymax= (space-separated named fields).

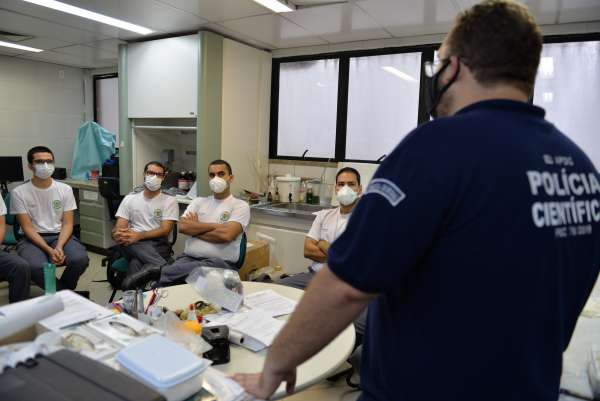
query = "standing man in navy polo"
xmin=234 ymin=1 xmax=600 ymax=401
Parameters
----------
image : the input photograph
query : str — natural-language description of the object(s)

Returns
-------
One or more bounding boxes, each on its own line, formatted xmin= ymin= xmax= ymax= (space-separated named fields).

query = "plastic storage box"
xmin=116 ymin=334 xmax=210 ymax=401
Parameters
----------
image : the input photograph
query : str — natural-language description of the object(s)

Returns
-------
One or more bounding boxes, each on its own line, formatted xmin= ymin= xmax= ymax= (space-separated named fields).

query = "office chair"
xmin=2 ymin=193 xmax=22 ymax=250
xmin=98 ymin=177 xmax=123 ymax=219
xmin=104 ymin=224 xmax=178 ymax=302
xmin=234 ymin=232 xmax=247 ymax=270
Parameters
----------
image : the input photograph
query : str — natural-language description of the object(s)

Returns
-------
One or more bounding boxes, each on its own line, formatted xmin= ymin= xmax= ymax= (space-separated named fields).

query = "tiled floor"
xmin=0 ymin=251 xmax=362 ymax=401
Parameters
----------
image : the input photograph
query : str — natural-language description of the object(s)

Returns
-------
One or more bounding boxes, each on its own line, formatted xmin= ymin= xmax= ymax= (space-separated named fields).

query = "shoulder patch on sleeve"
xmin=364 ymin=178 xmax=406 ymax=207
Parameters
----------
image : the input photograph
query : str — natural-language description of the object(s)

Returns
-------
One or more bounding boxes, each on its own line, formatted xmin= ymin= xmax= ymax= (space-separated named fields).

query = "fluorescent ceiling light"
xmin=253 ymin=0 xmax=295 ymax=13
xmin=381 ymin=66 xmax=417 ymax=82
xmin=21 ymin=0 xmax=154 ymax=35
xmin=0 ymin=40 xmax=43 ymax=53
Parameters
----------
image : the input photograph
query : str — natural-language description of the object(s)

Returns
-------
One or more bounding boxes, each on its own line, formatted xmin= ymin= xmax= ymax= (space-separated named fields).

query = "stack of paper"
xmin=202 ymin=367 xmax=248 ymax=401
xmin=244 ymin=290 xmax=296 ymax=317
xmin=38 ymin=290 xmax=114 ymax=332
xmin=205 ymin=309 xmax=284 ymax=352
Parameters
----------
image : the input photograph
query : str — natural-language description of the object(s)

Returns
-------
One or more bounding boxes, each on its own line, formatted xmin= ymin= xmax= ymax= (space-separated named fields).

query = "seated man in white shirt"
xmin=123 ymin=159 xmax=250 ymax=289
xmin=278 ymin=167 xmax=362 ymax=290
xmin=112 ymin=161 xmax=179 ymax=279
xmin=0 ymin=196 xmax=30 ymax=302
xmin=11 ymin=146 xmax=89 ymax=291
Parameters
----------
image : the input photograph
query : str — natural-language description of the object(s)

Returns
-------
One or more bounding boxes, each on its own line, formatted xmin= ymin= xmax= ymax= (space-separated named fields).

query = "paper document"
xmin=38 ymin=290 xmax=113 ymax=332
xmin=0 ymin=295 xmax=64 ymax=340
xmin=244 ymin=290 xmax=297 ymax=317
xmin=87 ymin=313 xmax=161 ymax=347
xmin=203 ymin=367 xmax=248 ymax=401
xmin=205 ymin=309 xmax=284 ymax=352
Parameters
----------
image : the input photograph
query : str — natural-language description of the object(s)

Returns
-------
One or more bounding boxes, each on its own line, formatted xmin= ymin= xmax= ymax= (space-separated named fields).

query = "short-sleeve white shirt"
xmin=183 ymin=195 xmax=250 ymax=263
xmin=307 ymin=207 xmax=351 ymax=272
xmin=10 ymin=180 xmax=77 ymax=233
xmin=116 ymin=191 xmax=179 ymax=233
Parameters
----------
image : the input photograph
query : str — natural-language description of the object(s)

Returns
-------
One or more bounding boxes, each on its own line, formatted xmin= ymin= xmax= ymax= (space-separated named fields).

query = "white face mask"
xmin=337 ymin=185 xmax=358 ymax=206
xmin=34 ymin=162 xmax=54 ymax=180
xmin=209 ymin=177 xmax=228 ymax=194
xmin=144 ymin=175 xmax=162 ymax=192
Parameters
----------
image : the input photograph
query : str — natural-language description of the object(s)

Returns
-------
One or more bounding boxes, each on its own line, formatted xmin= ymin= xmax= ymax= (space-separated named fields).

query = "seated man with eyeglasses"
xmin=11 ymin=146 xmax=89 ymax=291
xmin=112 ymin=161 xmax=179 ymax=279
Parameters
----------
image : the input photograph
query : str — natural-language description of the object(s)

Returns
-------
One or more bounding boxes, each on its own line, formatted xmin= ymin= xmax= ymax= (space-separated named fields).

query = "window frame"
xmin=270 ymin=33 xmax=600 ymax=164
xmin=92 ymin=72 xmax=118 ymax=123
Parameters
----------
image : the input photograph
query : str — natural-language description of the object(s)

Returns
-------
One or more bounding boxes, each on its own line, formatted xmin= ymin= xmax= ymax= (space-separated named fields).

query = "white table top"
xmin=156 ymin=282 xmax=356 ymax=399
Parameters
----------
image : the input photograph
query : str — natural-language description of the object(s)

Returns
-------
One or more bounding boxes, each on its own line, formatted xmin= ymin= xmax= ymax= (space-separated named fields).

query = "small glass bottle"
xmin=306 ymin=184 xmax=313 ymax=204
xmin=274 ymin=188 xmax=280 ymax=202
xmin=299 ymin=181 xmax=306 ymax=203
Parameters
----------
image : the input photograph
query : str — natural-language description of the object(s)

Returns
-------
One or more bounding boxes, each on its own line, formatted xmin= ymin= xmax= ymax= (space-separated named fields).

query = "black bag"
xmin=0 ymin=349 xmax=165 ymax=401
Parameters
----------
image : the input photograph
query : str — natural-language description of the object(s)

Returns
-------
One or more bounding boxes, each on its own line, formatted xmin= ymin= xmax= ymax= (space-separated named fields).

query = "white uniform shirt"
xmin=307 ymin=207 xmax=351 ymax=272
xmin=10 ymin=180 xmax=77 ymax=233
xmin=0 ymin=196 xmax=6 ymax=216
xmin=183 ymin=195 xmax=250 ymax=263
xmin=116 ymin=192 xmax=179 ymax=233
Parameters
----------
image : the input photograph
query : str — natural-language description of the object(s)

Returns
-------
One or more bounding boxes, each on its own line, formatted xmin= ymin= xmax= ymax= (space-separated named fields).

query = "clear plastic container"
xmin=116 ymin=334 xmax=210 ymax=401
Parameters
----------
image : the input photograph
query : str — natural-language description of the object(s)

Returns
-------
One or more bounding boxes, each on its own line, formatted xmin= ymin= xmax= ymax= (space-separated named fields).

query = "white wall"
xmin=0 ymin=56 xmax=84 ymax=181
xmin=221 ymin=38 xmax=271 ymax=195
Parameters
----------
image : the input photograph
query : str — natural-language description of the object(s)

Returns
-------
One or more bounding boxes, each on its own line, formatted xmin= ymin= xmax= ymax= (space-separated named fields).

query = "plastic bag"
xmin=186 ymin=267 xmax=244 ymax=312
xmin=153 ymin=311 xmax=213 ymax=357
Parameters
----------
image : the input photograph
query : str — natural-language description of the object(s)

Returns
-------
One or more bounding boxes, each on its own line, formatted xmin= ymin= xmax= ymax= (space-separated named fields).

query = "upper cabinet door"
xmin=127 ymin=35 xmax=198 ymax=118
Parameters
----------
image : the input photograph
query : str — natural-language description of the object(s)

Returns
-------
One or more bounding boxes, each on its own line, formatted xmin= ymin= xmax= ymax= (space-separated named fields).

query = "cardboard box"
xmin=240 ymin=240 xmax=269 ymax=280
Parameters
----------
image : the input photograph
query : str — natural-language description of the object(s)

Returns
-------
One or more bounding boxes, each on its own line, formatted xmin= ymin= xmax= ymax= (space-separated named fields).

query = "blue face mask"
xmin=426 ymin=59 xmax=461 ymax=119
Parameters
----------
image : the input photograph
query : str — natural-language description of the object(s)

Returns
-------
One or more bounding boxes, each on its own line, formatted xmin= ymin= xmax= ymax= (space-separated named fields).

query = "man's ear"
xmin=357 ymin=185 xmax=363 ymax=195
xmin=441 ymin=56 xmax=461 ymax=86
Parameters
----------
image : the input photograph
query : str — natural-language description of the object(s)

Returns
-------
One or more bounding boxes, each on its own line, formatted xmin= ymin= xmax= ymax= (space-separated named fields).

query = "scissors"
xmin=153 ymin=288 xmax=169 ymax=304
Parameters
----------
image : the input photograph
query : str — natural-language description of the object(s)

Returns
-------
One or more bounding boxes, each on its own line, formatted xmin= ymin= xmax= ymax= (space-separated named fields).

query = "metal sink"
xmin=269 ymin=202 xmax=327 ymax=212
xmin=251 ymin=202 xmax=332 ymax=219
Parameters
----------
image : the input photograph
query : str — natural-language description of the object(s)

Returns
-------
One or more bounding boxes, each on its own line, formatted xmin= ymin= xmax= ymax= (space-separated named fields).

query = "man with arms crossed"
xmin=114 ymin=161 xmax=178 ymax=284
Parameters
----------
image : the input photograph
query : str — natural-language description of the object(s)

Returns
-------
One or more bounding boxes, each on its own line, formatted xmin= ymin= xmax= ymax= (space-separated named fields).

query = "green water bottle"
xmin=43 ymin=263 xmax=57 ymax=294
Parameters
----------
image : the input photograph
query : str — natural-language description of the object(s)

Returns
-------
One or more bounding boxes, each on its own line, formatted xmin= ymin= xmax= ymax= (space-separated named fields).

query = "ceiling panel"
xmin=355 ymin=0 xmax=459 ymax=37
xmin=0 ymin=0 xmax=208 ymax=40
xmin=558 ymin=0 xmax=600 ymax=24
xmin=282 ymin=3 xmax=392 ymax=43
xmin=221 ymin=13 xmax=328 ymax=48
xmin=0 ymin=47 xmax=27 ymax=57
xmin=202 ymin=22 xmax=276 ymax=50
xmin=18 ymin=48 xmax=114 ymax=68
xmin=0 ymin=8 xmax=110 ymax=43
xmin=15 ymin=37 xmax=72 ymax=50
xmin=83 ymin=38 xmax=126 ymax=54
xmin=456 ymin=0 xmax=560 ymax=25
xmin=156 ymin=0 xmax=271 ymax=22
xmin=53 ymin=44 xmax=117 ymax=59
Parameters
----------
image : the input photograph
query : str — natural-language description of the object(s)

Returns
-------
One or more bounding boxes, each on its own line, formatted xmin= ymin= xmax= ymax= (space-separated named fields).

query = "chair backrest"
xmin=98 ymin=177 xmax=123 ymax=220
xmin=234 ymin=231 xmax=247 ymax=270
xmin=169 ymin=222 xmax=178 ymax=246
xmin=2 ymin=193 xmax=22 ymax=243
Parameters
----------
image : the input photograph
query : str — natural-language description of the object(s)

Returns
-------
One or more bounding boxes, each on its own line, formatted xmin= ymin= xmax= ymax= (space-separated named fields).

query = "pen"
xmin=58 ymin=316 xmax=98 ymax=331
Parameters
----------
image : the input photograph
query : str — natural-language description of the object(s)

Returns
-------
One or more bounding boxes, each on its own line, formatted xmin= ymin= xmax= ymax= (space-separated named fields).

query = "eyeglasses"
xmin=423 ymin=58 xmax=449 ymax=78
xmin=145 ymin=171 xmax=165 ymax=178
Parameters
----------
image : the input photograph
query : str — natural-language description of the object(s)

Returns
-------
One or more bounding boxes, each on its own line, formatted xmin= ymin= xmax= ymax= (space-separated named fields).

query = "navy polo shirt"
xmin=328 ymin=100 xmax=600 ymax=401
